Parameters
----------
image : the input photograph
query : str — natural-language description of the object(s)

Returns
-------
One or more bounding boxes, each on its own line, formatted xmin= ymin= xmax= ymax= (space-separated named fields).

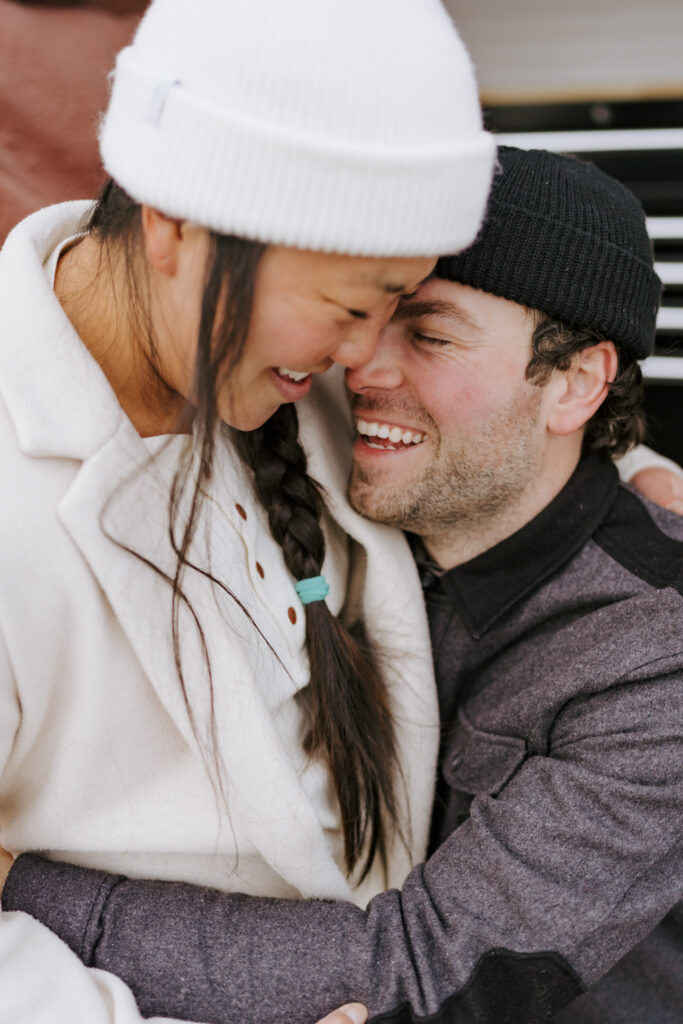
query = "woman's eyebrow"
xmin=353 ymin=274 xmax=432 ymax=297
xmin=392 ymin=298 xmax=483 ymax=333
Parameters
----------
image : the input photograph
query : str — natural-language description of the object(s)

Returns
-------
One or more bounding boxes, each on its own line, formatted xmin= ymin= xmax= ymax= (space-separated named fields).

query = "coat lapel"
xmin=57 ymin=424 xmax=353 ymax=901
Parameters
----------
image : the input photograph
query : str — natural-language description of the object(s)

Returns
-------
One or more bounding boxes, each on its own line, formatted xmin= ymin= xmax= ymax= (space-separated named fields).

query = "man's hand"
xmin=630 ymin=467 xmax=683 ymax=515
xmin=317 ymin=1005 xmax=367 ymax=1024
xmin=0 ymin=846 xmax=13 ymax=897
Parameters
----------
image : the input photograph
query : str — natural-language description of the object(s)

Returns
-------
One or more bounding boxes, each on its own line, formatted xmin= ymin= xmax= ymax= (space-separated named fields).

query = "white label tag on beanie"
xmin=146 ymin=79 xmax=180 ymax=129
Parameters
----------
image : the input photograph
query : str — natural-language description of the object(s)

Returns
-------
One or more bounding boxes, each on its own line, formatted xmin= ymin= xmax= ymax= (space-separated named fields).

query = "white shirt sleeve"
xmin=614 ymin=443 xmax=683 ymax=482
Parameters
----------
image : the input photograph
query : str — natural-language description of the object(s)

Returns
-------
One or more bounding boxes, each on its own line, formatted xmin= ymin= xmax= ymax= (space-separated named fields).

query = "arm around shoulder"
xmin=6 ymin=662 xmax=681 ymax=1024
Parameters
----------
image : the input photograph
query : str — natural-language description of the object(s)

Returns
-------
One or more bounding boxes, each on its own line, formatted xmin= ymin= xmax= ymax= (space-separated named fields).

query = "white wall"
xmin=444 ymin=0 xmax=683 ymax=103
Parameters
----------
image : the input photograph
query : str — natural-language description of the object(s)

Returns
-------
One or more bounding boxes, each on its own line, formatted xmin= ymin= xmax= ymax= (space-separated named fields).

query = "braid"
xmin=234 ymin=404 xmax=402 ymax=879
xmin=240 ymin=407 xmax=325 ymax=579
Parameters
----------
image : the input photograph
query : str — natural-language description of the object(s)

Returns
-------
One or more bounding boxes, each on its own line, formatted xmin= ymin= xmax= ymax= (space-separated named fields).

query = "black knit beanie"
xmin=436 ymin=146 xmax=661 ymax=359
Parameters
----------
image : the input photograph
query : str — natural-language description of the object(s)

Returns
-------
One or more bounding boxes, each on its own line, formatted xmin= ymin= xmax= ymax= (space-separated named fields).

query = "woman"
xmin=0 ymin=0 xmax=495 ymax=1020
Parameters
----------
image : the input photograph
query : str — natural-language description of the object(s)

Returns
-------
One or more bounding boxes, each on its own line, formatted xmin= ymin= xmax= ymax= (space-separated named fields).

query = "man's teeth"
xmin=278 ymin=367 xmax=310 ymax=382
xmin=356 ymin=419 xmax=425 ymax=446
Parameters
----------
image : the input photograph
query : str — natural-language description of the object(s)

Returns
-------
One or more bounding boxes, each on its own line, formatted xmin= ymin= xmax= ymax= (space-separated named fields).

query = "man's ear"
xmin=547 ymin=341 xmax=618 ymax=437
xmin=141 ymin=205 xmax=184 ymax=277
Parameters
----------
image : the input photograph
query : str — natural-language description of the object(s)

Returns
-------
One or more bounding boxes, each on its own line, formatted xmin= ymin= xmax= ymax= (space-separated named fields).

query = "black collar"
xmin=411 ymin=453 xmax=620 ymax=639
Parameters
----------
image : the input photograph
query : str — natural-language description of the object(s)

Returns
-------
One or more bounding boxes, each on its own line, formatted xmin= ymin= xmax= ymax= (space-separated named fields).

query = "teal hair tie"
xmin=295 ymin=575 xmax=330 ymax=605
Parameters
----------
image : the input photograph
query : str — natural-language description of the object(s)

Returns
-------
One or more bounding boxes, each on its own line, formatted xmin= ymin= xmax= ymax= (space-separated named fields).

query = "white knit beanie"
xmin=100 ymin=0 xmax=495 ymax=257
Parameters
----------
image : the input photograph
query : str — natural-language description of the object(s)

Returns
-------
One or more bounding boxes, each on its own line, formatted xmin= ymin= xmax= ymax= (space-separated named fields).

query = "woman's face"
xmin=150 ymin=219 xmax=434 ymax=432
xmin=222 ymin=246 xmax=436 ymax=430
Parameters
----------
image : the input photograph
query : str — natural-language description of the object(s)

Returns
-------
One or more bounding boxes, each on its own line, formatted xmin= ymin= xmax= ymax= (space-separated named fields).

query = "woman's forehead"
xmin=263 ymin=247 xmax=434 ymax=295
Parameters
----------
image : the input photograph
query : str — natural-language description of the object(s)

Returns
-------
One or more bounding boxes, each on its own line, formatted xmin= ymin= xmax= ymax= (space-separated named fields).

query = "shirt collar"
xmin=412 ymin=453 xmax=620 ymax=639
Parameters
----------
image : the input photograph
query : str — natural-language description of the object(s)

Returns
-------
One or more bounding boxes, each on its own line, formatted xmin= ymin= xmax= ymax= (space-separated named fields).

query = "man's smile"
xmin=354 ymin=416 xmax=429 ymax=452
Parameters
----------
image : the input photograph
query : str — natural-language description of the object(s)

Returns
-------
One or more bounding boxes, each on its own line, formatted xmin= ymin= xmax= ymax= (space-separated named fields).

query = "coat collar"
xmin=416 ymin=453 xmax=620 ymax=639
xmin=0 ymin=202 xmax=123 ymax=460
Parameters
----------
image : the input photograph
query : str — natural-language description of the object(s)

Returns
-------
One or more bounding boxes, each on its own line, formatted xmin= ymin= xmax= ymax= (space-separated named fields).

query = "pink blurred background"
xmin=0 ymin=0 xmax=145 ymax=242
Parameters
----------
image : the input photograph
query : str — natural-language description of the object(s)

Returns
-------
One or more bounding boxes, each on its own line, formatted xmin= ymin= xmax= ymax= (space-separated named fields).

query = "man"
xmin=2 ymin=149 xmax=681 ymax=1024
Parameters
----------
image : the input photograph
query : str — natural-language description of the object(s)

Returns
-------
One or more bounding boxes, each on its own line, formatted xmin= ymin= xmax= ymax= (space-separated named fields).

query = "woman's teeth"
xmin=355 ymin=418 xmax=426 ymax=450
xmin=277 ymin=367 xmax=310 ymax=382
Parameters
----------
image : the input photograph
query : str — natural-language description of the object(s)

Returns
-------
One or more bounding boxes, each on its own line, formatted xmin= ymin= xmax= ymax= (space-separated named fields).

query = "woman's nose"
xmin=345 ymin=323 xmax=406 ymax=394
xmin=331 ymin=321 xmax=384 ymax=370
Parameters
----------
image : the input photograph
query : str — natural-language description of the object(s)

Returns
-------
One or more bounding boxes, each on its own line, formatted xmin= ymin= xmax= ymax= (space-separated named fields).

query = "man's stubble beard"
xmin=348 ymin=385 xmax=545 ymax=540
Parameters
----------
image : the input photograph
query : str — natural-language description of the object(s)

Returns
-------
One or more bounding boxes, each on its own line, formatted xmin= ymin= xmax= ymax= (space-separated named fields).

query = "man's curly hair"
xmin=525 ymin=317 xmax=647 ymax=458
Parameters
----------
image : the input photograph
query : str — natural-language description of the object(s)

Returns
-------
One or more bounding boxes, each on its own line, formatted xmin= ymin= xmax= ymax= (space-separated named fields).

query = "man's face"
xmin=346 ymin=278 xmax=554 ymax=541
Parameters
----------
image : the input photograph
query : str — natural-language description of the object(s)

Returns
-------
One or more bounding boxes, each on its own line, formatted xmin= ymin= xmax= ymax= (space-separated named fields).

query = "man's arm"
xmin=0 ymin=850 xmax=367 ymax=1024
xmin=5 ymin=658 xmax=681 ymax=1024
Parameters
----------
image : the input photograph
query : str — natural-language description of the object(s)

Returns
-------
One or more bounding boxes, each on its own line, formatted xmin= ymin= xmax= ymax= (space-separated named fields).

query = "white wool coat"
xmin=0 ymin=204 xmax=440 ymax=1023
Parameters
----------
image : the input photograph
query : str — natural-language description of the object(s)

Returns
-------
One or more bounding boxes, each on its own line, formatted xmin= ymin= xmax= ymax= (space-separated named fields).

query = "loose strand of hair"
xmin=91 ymin=181 xmax=271 ymax=825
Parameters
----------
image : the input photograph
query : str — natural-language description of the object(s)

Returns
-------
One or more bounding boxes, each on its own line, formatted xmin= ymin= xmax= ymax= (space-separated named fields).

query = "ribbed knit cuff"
xmin=436 ymin=147 xmax=662 ymax=360
xmin=438 ymin=201 xmax=660 ymax=358
xmin=2 ymin=853 xmax=124 ymax=965
xmin=101 ymin=45 xmax=495 ymax=257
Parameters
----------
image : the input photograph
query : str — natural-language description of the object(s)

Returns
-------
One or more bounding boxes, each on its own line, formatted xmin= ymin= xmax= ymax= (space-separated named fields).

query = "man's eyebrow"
xmin=392 ymin=298 xmax=483 ymax=333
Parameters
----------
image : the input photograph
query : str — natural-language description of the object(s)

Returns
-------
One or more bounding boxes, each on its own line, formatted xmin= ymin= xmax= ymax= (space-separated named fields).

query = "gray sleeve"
xmin=4 ymin=672 xmax=682 ymax=1024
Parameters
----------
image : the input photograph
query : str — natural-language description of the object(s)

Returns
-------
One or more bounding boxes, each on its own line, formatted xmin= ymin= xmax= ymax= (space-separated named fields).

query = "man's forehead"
xmin=394 ymin=277 xmax=484 ymax=332
xmin=392 ymin=297 xmax=484 ymax=335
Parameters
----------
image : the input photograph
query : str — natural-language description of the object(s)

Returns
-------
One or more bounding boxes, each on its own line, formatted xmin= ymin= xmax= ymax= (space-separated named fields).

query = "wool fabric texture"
xmin=437 ymin=147 xmax=662 ymax=359
xmin=99 ymin=0 xmax=495 ymax=257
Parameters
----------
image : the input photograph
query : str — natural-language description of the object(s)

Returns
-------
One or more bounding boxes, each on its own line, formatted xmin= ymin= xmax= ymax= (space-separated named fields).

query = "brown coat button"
xmin=235 ymin=503 xmax=247 ymax=520
xmin=256 ymin=562 xmax=265 ymax=578
xmin=288 ymin=607 xmax=297 ymax=624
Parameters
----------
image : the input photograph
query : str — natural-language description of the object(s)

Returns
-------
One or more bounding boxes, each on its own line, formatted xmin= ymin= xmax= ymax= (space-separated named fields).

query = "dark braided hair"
xmin=89 ymin=180 xmax=402 ymax=878
xmin=233 ymin=405 xmax=402 ymax=878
